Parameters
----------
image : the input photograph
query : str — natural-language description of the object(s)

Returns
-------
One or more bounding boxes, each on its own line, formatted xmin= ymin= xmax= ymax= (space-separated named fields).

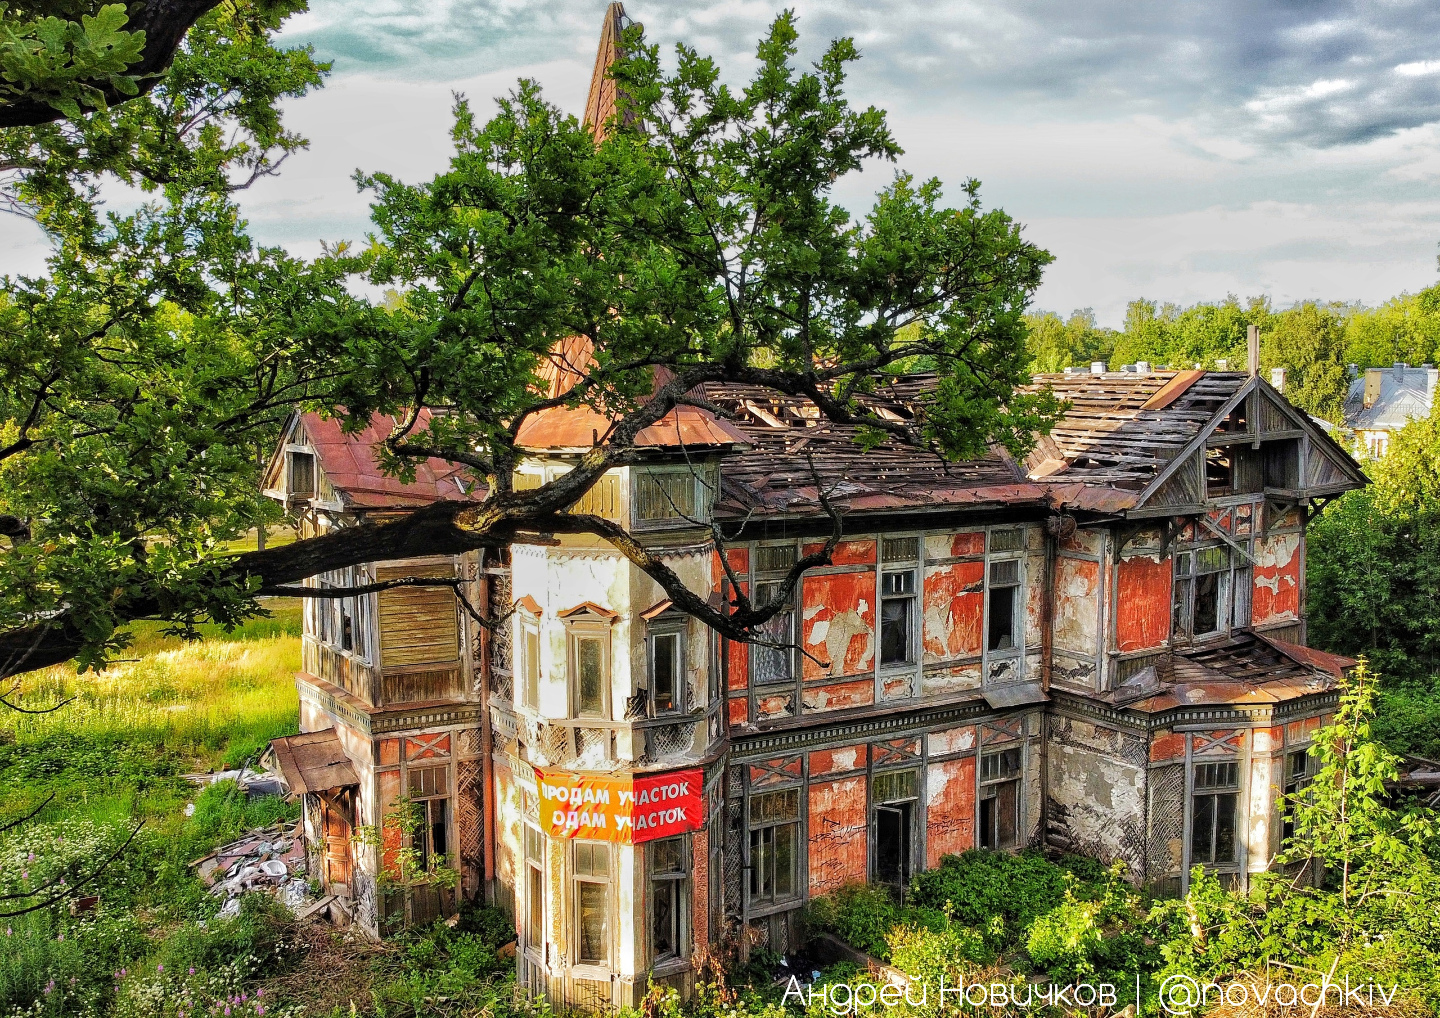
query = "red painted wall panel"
xmin=1253 ymin=534 xmax=1301 ymax=625
xmin=804 ymin=539 xmax=877 ymax=565
xmin=808 ymin=775 xmax=868 ymax=893
xmin=925 ymin=756 xmax=975 ymax=867
xmin=1116 ymin=555 xmax=1172 ymax=652
xmin=922 ymin=560 xmax=985 ymax=660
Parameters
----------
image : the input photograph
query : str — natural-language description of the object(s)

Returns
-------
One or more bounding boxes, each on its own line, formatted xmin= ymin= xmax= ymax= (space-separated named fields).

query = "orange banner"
xmin=533 ymin=766 xmax=704 ymax=845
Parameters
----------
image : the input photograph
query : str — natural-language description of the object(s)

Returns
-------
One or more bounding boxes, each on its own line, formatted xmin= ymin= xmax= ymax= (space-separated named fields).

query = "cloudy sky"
xmin=9 ymin=0 xmax=1440 ymax=326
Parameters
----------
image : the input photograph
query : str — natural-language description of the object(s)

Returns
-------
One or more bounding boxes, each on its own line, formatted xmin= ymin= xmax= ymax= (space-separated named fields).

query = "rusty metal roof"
xmin=300 ymin=410 xmax=483 ymax=510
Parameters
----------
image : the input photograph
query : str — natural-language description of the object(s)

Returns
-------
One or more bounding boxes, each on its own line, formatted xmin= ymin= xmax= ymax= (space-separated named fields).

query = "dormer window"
xmin=288 ymin=450 xmax=316 ymax=498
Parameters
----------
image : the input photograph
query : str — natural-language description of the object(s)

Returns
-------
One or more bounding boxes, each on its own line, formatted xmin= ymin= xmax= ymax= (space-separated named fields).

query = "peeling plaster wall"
xmin=922 ymin=560 xmax=984 ymax=661
xmin=1052 ymin=555 xmax=1101 ymax=688
xmin=808 ymin=775 xmax=867 ymax=893
xmin=925 ymin=756 xmax=975 ymax=866
xmin=1253 ymin=532 xmax=1301 ymax=625
xmin=1046 ymin=715 xmax=1148 ymax=876
xmin=494 ymin=760 xmax=524 ymax=936
xmin=801 ymin=570 xmax=876 ymax=680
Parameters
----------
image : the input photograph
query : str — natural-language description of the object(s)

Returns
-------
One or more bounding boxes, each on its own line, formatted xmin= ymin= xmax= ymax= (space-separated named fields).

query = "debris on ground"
xmin=182 ymin=766 xmax=288 ymax=799
xmin=190 ymin=820 xmax=314 ymax=917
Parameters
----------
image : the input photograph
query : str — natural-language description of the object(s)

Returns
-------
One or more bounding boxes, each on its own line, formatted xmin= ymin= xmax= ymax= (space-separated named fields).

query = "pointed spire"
xmin=583 ymin=2 xmax=626 ymax=143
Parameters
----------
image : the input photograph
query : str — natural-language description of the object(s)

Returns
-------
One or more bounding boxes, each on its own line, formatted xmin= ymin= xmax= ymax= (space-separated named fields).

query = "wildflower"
xmin=257 ymin=1007 xmax=265 ymax=1016
xmin=256 ymin=990 xmax=263 ymax=998
xmin=225 ymin=1007 xmax=232 ymax=1015
xmin=44 ymin=981 xmax=55 ymax=996
xmin=20 ymin=870 xmax=26 ymax=879
xmin=189 ymin=968 xmax=196 ymax=975
xmin=158 ymin=964 xmax=164 ymax=973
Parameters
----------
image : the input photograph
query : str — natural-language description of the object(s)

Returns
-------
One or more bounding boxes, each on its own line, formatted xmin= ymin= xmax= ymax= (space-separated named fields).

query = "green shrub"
xmin=885 ymin=923 xmax=988 ymax=983
xmin=155 ymin=892 xmax=297 ymax=980
xmin=909 ymin=849 xmax=1107 ymax=953
xmin=181 ymin=780 xmax=299 ymax=857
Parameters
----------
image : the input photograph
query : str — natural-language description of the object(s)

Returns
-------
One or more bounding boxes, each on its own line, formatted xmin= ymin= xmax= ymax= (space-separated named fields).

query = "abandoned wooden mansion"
xmin=259 ymin=8 xmax=1366 ymax=1009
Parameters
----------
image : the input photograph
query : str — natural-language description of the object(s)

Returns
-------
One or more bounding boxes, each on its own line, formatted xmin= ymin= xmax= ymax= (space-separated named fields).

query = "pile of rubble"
xmin=191 ymin=821 xmax=314 ymax=918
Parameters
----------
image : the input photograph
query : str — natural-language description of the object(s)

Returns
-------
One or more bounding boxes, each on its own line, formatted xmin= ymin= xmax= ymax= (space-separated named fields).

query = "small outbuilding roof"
xmin=265 ymin=730 xmax=359 ymax=796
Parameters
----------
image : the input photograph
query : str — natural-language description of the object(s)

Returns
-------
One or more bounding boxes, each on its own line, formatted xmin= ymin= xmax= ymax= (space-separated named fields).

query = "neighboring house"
xmin=258 ymin=7 xmax=1368 ymax=1009
xmin=1341 ymin=362 xmax=1438 ymax=457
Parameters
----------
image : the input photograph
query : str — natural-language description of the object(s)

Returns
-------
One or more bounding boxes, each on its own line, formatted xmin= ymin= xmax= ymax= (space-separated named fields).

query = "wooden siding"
xmin=378 ymin=563 xmax=460 ymax=669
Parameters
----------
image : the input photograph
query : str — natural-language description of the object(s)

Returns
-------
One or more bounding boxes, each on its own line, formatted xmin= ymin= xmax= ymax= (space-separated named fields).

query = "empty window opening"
xmin=881 ymin=570 xmax=917 ymax=665
xmin=1205 ymin=447 xmax=1234 ymax=496
xmin=752 ymin=580 xmax=794 ymax=685
xmin=987 ymin=559 xmax=1021 ymax=652
xmin=1191 ymin=761 xmax=1239 ymax=865
xmin=1173 ymin=547 xmax=1230 ymax=638
xmin=408 ymin=766 xmax=449 ymax=871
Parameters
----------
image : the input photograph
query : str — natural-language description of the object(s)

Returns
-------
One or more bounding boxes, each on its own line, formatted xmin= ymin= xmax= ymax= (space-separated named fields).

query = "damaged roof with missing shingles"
xmin=700 ymin=371 xmax=1251 ymax=518
xmin=1024 ymin=370 xmax=1249 ymax=488
xmin=1111 ymin=632 xmax=1354 ymax=714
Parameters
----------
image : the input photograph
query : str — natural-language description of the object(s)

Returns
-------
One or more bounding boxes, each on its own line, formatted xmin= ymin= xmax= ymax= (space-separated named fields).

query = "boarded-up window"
xmin=288 ymin=451 xmax=316 ymax=497
xmin=377 ymin=563 xmax=459 ymax=669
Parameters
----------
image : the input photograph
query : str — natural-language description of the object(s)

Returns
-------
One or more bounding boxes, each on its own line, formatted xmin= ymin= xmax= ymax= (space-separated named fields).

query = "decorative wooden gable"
xmin=262 ymin=412 xmax=339 ymax=508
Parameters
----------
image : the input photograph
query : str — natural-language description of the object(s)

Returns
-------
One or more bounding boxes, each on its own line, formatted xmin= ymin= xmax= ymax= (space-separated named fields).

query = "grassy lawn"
xmin=1 ymin=600 xmax=303 ymax=830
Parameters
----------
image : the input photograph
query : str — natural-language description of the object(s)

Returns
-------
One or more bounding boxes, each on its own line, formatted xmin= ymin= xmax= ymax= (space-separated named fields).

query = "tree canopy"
xmin=0 ymin=11 xmax=1059 ymax=679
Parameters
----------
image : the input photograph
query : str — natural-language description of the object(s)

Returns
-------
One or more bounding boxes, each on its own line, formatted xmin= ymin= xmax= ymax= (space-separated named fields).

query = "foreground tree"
xmin=1 ymin=12 xmax=1059 ymax=679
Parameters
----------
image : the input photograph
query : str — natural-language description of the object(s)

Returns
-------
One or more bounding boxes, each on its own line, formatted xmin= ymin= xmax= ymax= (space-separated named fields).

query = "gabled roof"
xmin=1343 ymin=364 xmax=1438 ymax=431
xmin=268 ymin=410 xmax=483 ymax=511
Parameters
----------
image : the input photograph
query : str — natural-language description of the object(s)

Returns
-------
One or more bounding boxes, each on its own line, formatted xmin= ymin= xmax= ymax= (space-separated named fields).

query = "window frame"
xmin=523 ymin=824 xmax=545 ymax=956
xmin=748 ymin=541 xmax=800 ymax=706
xmin=879 ymin=551 xmax=919 ymax=669
xmin=1173 ymin=543 xmax=1248 ymax=641
xmin=648 ymin=836 xmax=689 ymax=967
xmin=745 ymin=786 xmax=802 ymax=909
xmin=407 ymin=763 xmax=451 ymax=873
xmin=566 ymin=618 xmax=613 ymax=721
xmin=519 ymin=612 xmax=542 ymax=711
xmin=1280 ymin=747 xmax=1317 ymax=845
xmin=646 ymin=617 xmax=686 ymax=717
xmin=287 ymin=447 xmax=317 ymax=498
xmin=978 ymin=746 xmax=1022 ymax=850
xmin=571 ymin=840 xmax=612 ymax=968
xmin=983 ymin=528 xmax=1026 ymax=683
xmin=1189 ymin=759 xmax=1241 ymax=867
xmin=632 ymin=465 xmax=716 ymax=527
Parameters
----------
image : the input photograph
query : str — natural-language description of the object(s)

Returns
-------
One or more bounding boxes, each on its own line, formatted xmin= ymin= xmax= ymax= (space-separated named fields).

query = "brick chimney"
xmin=1364 ymin=368 xmax=1383 ymax=409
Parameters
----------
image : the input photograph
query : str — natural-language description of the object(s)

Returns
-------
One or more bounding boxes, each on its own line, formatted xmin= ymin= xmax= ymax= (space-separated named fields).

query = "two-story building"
xmin=259 ymin=5 xmax=1366 ymax=1008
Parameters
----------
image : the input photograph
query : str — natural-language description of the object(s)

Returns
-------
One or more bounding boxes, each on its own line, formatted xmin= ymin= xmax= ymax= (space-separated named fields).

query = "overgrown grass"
xmin=1 ymin=600 xmax=302 ymax=828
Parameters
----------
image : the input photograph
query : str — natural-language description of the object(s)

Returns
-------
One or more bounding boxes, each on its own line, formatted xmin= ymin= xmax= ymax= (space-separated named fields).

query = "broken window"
xmin=1205 ymin=446 xmax=1234 ymax=497
xmin=880 ymin=570 xmax=917 ymax=665
xmin=408 ymin=766 xmax=450 ymax=871
xmin=1281 ymin=749 xmax=1316 ymax=844
xmin=574 ymin=841 xmax=610 ymax=965
xmin=748 ymin=788 xmax=800 ymax=905
xmin=751 ymin=544 xmax=799 ymax=688
xmin=648 ymin=627 xmax=683 ymax=715
xmin=979 ymin=748 xmax=1020 ymax=849
xmin=1173 ymin=546 xmax=1230 ymax=639
xmin=649 ymin=837 xmax=688 ymax=963
xmin=873 ymin=768 xmax=918 ymax=886
xmin=1190 ymin=761 xmax=1239 ymax=865
xmin=525 ymin=824 xmax=545 ymax=952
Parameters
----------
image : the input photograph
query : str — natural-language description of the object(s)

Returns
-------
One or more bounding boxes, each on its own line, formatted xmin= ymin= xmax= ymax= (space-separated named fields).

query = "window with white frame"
xmin=520 ymin=614 xmax=541 ymax=711
xmin=287 ymin=448 xmax=316 ymax=497
xmin=649 ymin=836 xmax=688 ymax=964
xmin=1190 ymin=761 xmax=1240 ymax=865
xmin=566 ymin=620 xmax=611 ymax=719
xmin=524 ymin=824 xmax=545 ymax=952
xmin=573 ymin=841 xmax=610 ymax=965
